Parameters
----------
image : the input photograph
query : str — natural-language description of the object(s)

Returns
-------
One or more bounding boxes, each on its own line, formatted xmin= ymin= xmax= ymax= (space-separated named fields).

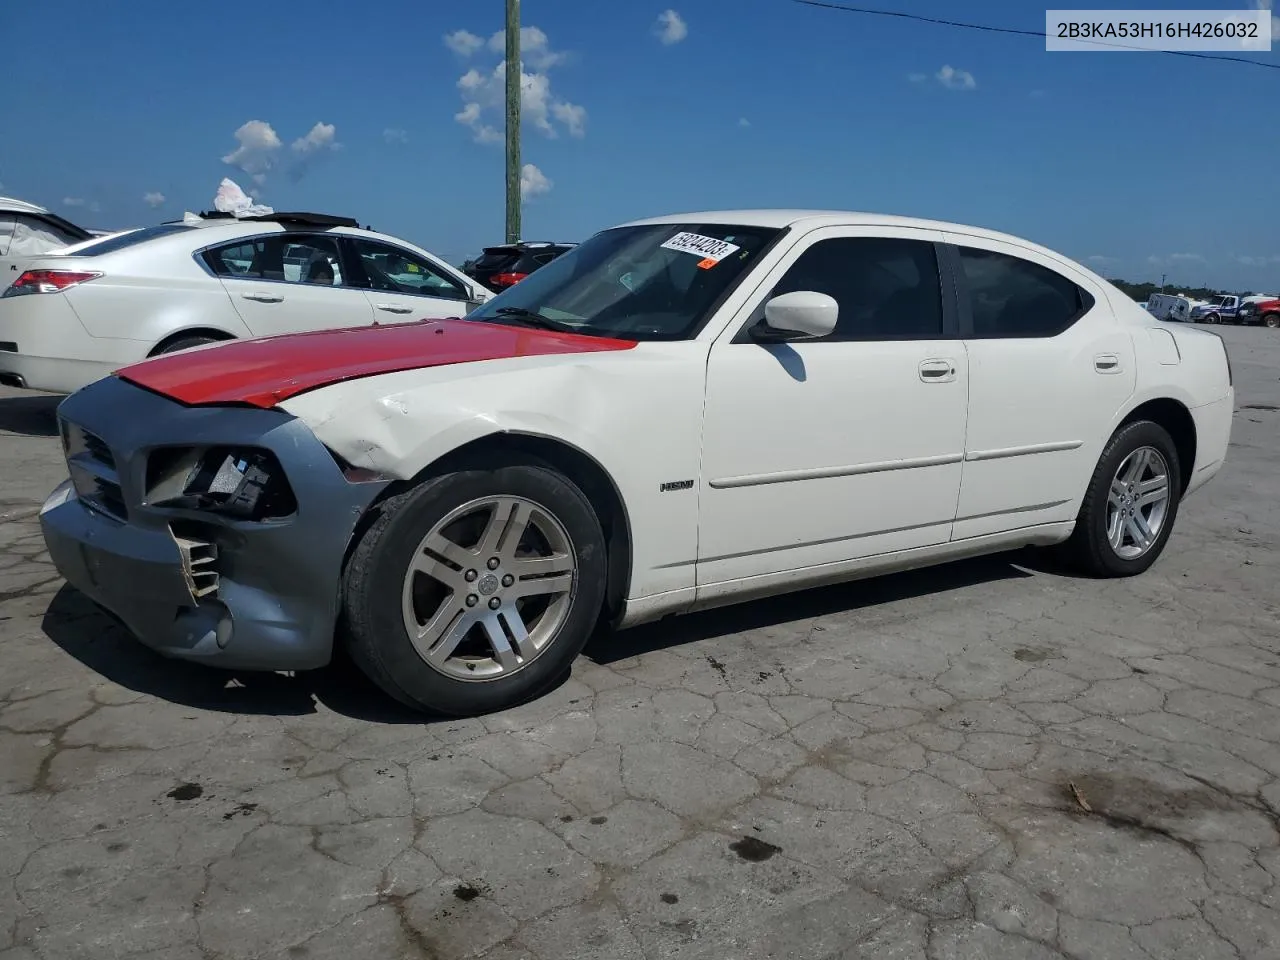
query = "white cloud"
xmin=1086 ymin=255 xmax=1115 ymax=264
xmin=287 ymin=122 xmax=340 ymax=182
xmin=1243 ymin=1 xmax=1279 ymax=49
xmin=520 ymin=163 xmax=553 ymax=198
xmin=551 ymin=101 xmax=587 ymax=137
xmin=454 ymin=101 xmax=503 ymax=144
xmin=1235 ymin=254 xmax=1280 ymax=267
xmin=444 ymin=29 xmax=485 ymax=56
xmin=1169 ymin=252 xmax=1205 ymax=262
xmin=908 ymin=73 xmax=928 ymax=83
xmin=487 ymin=26 xmax=568 ymax=69
xmin=143 ymin=192 xmax=166 ymax=208
xmin=62 ymin=197 xmax=86 ymax=207
xmin=655 ymin=10 xmax=688 ymax=45
xmin=222 ymin=120 xmax=283 ymax=183
xmin=383 ymin=127 xmax=408 ymax=145
xmin=936 ymin=65 xmax=977 ymax=90
xmin=222 ymin=120 xmax=337 ymax=184
xmin=449 ymin=29 xmax=587 ymax=144
xmin=292 ymin=122 xmax=338 ymax=156
xmin=738 ymin=117 xmax=751 ymax=128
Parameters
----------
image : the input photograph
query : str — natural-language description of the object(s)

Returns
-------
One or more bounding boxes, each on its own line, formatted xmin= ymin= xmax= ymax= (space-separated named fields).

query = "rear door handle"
xmin=1094 ymin=353 xmax=1121 ymax=373
xmin=918 ymin=359 xmax=957 ymax=383
xmin=374 ymin=304 xmax=414 ymax=314
xmin=242 ymin=292 xmax=284 ymax=303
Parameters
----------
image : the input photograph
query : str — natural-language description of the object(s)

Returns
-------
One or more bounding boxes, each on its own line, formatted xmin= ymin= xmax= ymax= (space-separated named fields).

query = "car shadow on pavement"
xmin=40 ymin=585 xmax=436 ymax=723
xmin=0 ymin=393 xmax=63 ymax=437
xmin=39 ymin=552 xmax=1048 ymax=722
xmin=586 ymin=551 xmax=1039 ymax=665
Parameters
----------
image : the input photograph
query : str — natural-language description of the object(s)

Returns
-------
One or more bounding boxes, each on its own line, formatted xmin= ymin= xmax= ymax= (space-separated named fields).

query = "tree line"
xmin=1107 ymin=279 xmax=1267 ymax=302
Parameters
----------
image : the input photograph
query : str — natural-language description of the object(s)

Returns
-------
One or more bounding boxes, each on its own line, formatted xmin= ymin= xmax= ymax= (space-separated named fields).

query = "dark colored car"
xmin=464 ymin=241 xmax=576 ymax=293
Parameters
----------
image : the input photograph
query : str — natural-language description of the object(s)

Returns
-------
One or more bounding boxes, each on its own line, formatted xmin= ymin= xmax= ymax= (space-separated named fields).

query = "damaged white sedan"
xmin=40 ymin=210 xmax=1235 ymax=715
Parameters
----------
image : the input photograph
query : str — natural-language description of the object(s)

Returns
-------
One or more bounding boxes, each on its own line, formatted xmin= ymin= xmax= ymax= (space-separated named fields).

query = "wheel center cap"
xmin=478 ymin=573 xmax=500 ymax=596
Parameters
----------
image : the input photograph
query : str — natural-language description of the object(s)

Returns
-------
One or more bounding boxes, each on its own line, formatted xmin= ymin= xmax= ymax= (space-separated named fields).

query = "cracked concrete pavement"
xmin=2 ymin=325 xmax=1279 ymax=959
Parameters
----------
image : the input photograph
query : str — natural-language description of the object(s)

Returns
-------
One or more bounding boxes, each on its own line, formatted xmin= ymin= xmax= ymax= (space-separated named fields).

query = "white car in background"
xmin=0 ymin=211 xmax=491 ymax=393
xmin=0 ymin=196 xmax=96 ymax=277
xmin=40 ymin=209 xmax=1234 ymax=716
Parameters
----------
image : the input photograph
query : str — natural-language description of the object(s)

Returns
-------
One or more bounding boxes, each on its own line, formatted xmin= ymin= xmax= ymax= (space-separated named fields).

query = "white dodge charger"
xmin=39 ymin=210 xmax=1234 ymax=716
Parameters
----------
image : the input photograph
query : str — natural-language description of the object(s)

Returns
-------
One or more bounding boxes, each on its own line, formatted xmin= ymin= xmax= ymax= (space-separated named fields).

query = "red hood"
xmin=116 ymin=319 xmax=637 ymax=408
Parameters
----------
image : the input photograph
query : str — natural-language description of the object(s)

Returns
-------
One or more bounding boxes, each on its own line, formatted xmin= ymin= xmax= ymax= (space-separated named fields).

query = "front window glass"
xmin=464 ymin=223 xmax=781 ymax=340
xmin=351 ymin=238 xmax=468 ymax=300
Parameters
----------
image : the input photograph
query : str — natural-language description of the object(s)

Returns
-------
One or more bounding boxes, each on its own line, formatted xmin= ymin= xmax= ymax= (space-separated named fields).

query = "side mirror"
xmin=752 ymin=290 xmax=838 ymax=342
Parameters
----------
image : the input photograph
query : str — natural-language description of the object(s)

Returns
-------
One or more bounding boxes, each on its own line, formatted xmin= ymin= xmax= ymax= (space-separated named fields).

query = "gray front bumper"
xmin=39 ymin=376 xmax=389 ymax=671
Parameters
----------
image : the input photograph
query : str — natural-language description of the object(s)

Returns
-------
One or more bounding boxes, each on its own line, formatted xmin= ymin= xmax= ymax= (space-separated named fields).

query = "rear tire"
xmin=154 ymin=335 xmax=220 ymax=355
xmin=1066 ymin=420 xmax=1182 ymax=577
xmin=1264 ymin=313 xmax=1280 ymax=329
xmin=342 ymin=458 xmax=607 ymax=716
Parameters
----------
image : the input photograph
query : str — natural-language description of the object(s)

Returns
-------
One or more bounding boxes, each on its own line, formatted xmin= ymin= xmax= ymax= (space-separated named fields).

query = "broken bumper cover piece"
xmin=39 ymin=376 xmax=389 ymax=671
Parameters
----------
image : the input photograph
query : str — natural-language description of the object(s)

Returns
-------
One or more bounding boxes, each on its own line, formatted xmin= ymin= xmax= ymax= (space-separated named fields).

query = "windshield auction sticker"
xmin=660 ymin=232 xmax=742 ymax=263
xmin=1046 ymin=9 xmax=1272 ymax=51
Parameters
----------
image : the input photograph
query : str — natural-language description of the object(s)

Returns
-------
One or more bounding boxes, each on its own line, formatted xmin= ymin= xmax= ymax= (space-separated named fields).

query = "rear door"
xmin=347 ymin=237 xmax=480 ymax=322
xmin=203 ymin=233 xmax=375 ymax=336
xmin=944 ymin=236 xmax=1135 ymax=540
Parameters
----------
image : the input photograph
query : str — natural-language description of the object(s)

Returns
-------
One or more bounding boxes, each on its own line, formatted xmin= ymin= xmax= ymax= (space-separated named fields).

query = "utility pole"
xmin=504 ymin=0 xmax=521 ymax=244
xmin=1160 ymin=273 xmax=1166 ymax=293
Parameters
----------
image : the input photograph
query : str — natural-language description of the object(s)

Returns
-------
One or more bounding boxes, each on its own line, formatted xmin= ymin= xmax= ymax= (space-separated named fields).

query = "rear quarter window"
xmin=56 ymin=223 xmax=195 ymax=257
xmin=957 ymin=246 xmax=1093 ymax=338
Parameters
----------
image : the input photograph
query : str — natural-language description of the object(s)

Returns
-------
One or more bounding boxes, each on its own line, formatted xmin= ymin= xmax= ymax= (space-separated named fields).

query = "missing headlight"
xmin=147 ymin=446 xmax=297 ymax=520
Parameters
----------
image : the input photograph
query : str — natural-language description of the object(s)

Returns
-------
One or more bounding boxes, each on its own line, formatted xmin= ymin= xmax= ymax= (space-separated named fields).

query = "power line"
xmin=791 ymin=0 xmax=1280 ymax=71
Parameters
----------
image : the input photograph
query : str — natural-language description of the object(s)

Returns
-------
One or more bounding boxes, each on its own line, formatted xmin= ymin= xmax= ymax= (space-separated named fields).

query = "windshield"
xmin=463 ymin=223 xmax=781 ymax=340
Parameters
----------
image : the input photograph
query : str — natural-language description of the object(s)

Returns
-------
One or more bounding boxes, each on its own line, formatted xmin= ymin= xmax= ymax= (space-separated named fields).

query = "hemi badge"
xmin=660 ymin=480 xmax=694 ymax=492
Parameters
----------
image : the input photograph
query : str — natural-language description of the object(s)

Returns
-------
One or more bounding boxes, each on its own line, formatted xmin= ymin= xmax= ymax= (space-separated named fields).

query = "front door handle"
xmin=1094 ymin=353 xmax=1121 ymax=374
xmin=374 ymin=304 xmax=414 ymax=315
xmin=919 ymin=359 xmax=957 ymax=383
xmin=242 ymin=292 xmax=284 ymax=304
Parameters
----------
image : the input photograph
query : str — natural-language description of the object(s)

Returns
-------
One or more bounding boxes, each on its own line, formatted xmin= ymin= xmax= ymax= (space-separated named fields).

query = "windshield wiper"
xmin=485 ymin=307 xmax=577 ymax=333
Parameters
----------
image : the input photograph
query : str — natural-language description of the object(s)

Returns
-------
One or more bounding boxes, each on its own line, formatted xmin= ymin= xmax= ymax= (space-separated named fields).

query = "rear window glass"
xmin=476 ymin=249 xmax=519 ymax=269
xmin=56 ymin=223 xmax=194 ymax=257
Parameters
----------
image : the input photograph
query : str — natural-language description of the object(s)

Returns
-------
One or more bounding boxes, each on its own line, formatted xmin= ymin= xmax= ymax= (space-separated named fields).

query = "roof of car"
xmin=172 ymin=211 xmax=364 ymax=230
xmin=480 ymin=241 xmax=576 ymax=252
xmin=620 ymin=209 xmax=1064 ymax=253
xmin=0 ymin=196 xmax=51 ymax=215
xmin=617 ymin=209 xmax=1110 ymax=279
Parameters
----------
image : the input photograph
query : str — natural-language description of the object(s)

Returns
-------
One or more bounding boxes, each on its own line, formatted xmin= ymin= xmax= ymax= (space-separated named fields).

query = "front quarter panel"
xmin=278 ymin=343 xmax=709 ymax=599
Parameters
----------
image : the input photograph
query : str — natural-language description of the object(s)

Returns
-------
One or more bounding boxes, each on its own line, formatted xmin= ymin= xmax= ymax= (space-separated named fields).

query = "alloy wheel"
xmin=401 ymin=495 xmax=577 ymax=681
xmin=1105 ymin=446 xmax=1171 ymax=560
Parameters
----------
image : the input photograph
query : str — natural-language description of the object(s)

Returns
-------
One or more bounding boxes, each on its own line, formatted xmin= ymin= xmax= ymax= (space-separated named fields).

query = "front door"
xmin=348 ymin=238 xmax=479 ymax=323
xmin=697 ymin=228 xmax=969 ymax=586
xmin=207 ymin=233 xmax=375 ymax=336
xmin=943 ymin=235 xmax=1137 ymax=540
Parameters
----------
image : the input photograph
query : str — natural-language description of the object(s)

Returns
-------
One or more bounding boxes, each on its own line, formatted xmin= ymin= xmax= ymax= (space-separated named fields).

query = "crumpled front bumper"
xmin=39 ymin=376 xmax=389 ymax=670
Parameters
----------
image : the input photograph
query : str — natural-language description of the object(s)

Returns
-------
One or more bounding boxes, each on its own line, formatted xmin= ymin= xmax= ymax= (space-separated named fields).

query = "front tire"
xmin=342 ymin=458 xmax=607 ymax=716
xmin=1066 ymin=420 xmax=1181 ymax=577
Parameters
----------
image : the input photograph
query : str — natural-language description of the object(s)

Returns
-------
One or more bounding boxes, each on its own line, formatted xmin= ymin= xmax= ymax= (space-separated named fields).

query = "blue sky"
xmin=2 ymin=0 xmax=1277 ymax=290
